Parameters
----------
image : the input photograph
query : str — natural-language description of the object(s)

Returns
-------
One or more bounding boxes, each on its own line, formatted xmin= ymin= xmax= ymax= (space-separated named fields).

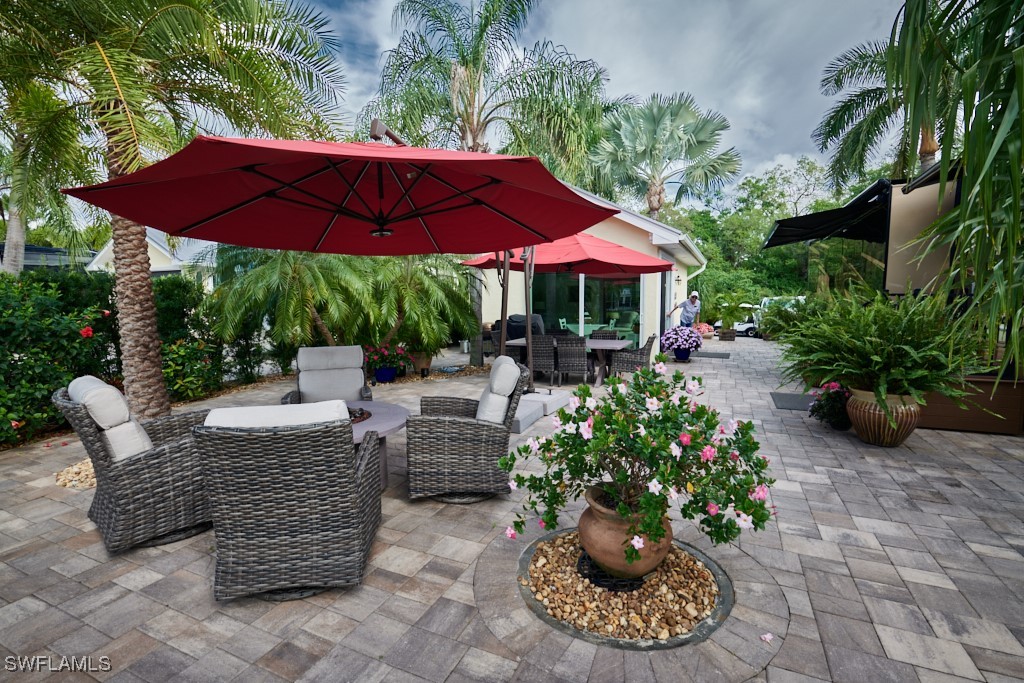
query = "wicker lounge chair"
xmin=406 ymin=357 xmax=528 ymax=503
xmin=52 ymin=379 xmax=211 ymax=554
xmin=282 ymin=345 xmax=372 ymax=405
xmin=193 ymin=401 xmax=380 ymax=600
xmin=611 ymin=334 xmax=657 ymax=377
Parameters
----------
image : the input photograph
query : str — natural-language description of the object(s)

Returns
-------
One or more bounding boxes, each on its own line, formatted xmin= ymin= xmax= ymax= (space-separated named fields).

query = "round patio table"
xmin=348 ymin=400 xmax=410 ymax=490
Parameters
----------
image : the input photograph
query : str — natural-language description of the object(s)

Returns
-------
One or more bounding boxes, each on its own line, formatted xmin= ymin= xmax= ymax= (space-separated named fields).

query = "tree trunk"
xmin=646 ymin=181 xmax=665 ymax=220
xmin=109 ymin=213 xmax=172 ymax=418
xmin=1 ymin=136 xmax=29 ymax=276
xmin=311 ymin=308 xmax=336 ymax=346
xmin=918 ymin=126 xmax=939 ymax=169
xmin=105 ymin=143 xmax=171 ymax=418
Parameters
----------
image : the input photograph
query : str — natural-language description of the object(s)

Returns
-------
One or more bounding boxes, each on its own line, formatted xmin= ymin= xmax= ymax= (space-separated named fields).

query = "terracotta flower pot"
xmin=409 ymin=351 xmax=432 ymax=373
xmin=846 ymin=389 xmax=920 ymax=447
xmin=719 ymin=329 xmax=737 ymax=341
xmin=577 ymin=486 xmax=672 ymax=579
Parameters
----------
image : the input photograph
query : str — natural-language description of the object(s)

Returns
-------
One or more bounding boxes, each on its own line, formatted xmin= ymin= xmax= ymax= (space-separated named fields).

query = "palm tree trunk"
xmin=311 ymin=308 xmax=336 ymax=346
xmin=1 ymin=136 xmax=28 ymax=276
xmin=646 ymin=181 xmax=665 ymax=220
xmin=104 ymin=142 xmax=171 ymax=419
xmin=918 ymin=126 xmax=939 ymax=169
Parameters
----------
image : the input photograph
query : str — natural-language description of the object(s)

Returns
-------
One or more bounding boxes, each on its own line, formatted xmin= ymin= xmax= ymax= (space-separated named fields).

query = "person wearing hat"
xmin=670 ymin=291 xmax=701 ymax=328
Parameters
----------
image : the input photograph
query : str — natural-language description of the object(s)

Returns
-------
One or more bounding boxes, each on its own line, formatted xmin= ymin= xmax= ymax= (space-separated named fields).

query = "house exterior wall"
xmin=479 ymin=218 xmax=691 ymax=343
xmin=89 ymin=242 xmax=175 ymax=272
xmin=885 ymin=182 xmax=956 ymax=294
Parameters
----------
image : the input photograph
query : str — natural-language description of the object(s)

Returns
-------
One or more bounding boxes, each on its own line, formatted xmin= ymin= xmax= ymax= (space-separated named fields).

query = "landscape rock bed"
xmin=518 ymin=531 xmax=732 ymax=649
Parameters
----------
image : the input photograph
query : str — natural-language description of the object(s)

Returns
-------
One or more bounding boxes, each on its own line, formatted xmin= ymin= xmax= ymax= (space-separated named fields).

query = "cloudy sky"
xmin=315 ymin=0 xmax=903 ymax=179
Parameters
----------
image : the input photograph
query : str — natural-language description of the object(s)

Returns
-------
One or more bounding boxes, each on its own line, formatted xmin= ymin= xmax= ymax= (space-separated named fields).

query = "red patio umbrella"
xmin=63 ymin=136 xmax=616 ymax=255
xmin=462 ymin=232 xmax=674 ymax=274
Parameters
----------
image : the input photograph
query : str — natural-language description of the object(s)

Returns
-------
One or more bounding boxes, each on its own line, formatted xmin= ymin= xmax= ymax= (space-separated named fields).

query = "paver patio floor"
xmin=1 ymin=340 xmax=1021 ymax=681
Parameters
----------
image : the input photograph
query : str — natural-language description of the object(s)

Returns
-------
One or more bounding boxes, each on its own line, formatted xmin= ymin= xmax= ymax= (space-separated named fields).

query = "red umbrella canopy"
xmin=462 ymin=232 xmax=674 ymax=274
xmin=63 ymin=136 xmax=617 ymax=255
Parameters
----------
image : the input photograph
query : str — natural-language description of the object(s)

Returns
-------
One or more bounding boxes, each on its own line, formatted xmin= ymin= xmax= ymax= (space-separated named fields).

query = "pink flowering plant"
xmin=363 ymin=343 xmax=412 ymax=371
xmin=660 ymin=325 xmax=703 ymax=352
xmin=808 ymin=381 xmax=852 ymax=430
xmin=499 ymin=354 xmax=774 ymax=563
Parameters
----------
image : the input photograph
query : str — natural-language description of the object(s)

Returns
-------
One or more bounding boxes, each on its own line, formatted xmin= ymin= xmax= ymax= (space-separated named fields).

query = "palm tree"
xmin=208 ymin=248 xmax=371 ymax=348
xmin=813 ymin=38 xmax=956 ymax=185
xmin=0 ymin=0 xmax=345 ymax=417
xmin=0 ymin=82 xmax=98 ymax=275
xmin=591 ymin=93 xmax=741 ymax=219
xmin=367 ymin=254 xmax=477 ymax=352
xmin=361 ymin=0 xmax=609 ymax=182
xmin=891 ymin=0 xmax=1022 ymax=377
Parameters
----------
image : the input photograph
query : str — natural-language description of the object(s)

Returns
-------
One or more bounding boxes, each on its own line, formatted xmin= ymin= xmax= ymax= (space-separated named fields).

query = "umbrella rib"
xmin=314 ymin=214 xmax=339 ymax=251
xmin=382 ymin=162 xmax=430 ymax=221
xmin=245 ymin=166 xmax=360 ymax=215
xmin=386 ymin=175 xmax=500 ymax=223
xmin=271 ymin=194 xmax=377 ymax=224
xmin=326 ymin=160 xmax=376 ymax=219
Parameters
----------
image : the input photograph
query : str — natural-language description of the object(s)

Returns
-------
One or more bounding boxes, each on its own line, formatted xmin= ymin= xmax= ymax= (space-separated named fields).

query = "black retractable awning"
xmin=763 ymin=179 xmax=892 ymax=248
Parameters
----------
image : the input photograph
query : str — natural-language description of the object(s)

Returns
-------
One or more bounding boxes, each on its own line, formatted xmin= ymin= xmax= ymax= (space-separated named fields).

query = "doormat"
xmin=770 ymin=392 xmax=814 ymax=411
xmin=691 ymin=352 xmax=731 ymax=359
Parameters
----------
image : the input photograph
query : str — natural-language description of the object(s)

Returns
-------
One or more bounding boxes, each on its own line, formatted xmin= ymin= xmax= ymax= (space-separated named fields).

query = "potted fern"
xmin=778 ymin=289 xmax=982 ymax=446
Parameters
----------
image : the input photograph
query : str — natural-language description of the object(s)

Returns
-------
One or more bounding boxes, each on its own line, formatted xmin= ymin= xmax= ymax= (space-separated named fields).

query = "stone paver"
xmin=0 ymin=341 xmax=1021 ymax=681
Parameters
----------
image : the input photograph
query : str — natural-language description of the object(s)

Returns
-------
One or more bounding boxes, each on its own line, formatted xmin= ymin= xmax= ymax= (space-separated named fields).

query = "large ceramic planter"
xmin=846 ymin=389 xmax=920 ymax=447
xmin=673 ymin=348 xmax=692 ymax=362
xmin=577 ymin=486 xmax=672 ymax=579
xmin=409 ymin=351 xmax=432 ymax=373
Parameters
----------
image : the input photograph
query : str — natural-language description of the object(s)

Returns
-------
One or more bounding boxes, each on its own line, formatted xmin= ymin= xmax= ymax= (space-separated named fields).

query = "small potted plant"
xmin=695 ymin=322 xmax=715 ymax=339
xmin=364 ymin=343 xmax=411 ymax=383
xmin=809 ymin=381 xmax=852 ymax=431
xmin=660 ymin=325 xmax=703 ymax=362
xmin=500 ymin=356 xmax=774 ymax=578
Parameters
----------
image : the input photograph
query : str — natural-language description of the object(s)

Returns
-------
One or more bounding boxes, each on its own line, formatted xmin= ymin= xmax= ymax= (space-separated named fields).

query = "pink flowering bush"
xmin=499 ymin=354 xmax=774 ymax=562
xmin=809 ymin=381 xmax=852 ymax=430
xmin=363 ymin=343 xmax=412 ymax=371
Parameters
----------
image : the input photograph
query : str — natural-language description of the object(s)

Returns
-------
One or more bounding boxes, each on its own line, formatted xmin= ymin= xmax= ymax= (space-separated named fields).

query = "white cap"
xmin=689 ymin=291 xmax=699 ymax=298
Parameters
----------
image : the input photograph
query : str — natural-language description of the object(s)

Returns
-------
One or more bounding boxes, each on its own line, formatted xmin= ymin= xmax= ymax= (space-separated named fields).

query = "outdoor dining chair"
xmin=530 ymin=334 xmax=558 ymax=386
xmin=590 ymin=329 xmax=619 ymax=340
xmin=52 ymin=377 xmax=211 ymax=554
xmin=557 ymin=334 xmax=590 ymax=385
xmin=406 ymin=356 xmax=528 ymax=503
xmin=611 ymin=334 xmax=658 ymax=377
xmin=282 ymin=345 xmax=372 ymax=405
xmin=193 ymin=401 xmax=380 ymax=600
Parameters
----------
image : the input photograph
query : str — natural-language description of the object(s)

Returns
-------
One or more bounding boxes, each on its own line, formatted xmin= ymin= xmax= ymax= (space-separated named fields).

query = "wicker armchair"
xmin=590 ymin=329 xmax=619 ymax=340
xmin=52 ymin=385 xmax=211 ymax=555
xmin=530 ymin=334 xmax=558 ymax=386
xmin=611 ymin=334 xmax=657 ymax=376
xmin=282 ymin=345 xmax=372 ymax=405
xmin=193 ymin=415 xmax=380 ymax=600
xmin=557 ymin=335 xmax=590 ymax=384
xmin=406 ymin=358 xmax=528 ymax=503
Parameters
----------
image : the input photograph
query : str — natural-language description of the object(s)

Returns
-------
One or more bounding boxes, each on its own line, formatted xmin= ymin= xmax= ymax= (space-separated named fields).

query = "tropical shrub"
xmin=0 ymin=277 xmax=110 ymax=445
xmin=153 ymin=275 xmax=206 ymax=344
xmin=161 ymin=339 xmax=222 ymax=401
xmin=808 ymin=381 xmax=852 ymax=430
xmin=500 ymin=357 xmax=774 ymax=562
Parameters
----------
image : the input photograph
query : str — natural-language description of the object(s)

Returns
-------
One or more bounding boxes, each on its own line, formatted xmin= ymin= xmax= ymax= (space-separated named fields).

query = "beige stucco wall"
xmin=885 ymin=182 xmax=956 ymax=294
xmin=479 ymin=218 xmax=691 ymax=342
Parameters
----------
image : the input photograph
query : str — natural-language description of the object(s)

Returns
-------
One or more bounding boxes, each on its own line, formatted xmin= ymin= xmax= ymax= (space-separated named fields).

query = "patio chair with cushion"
xmin=52 ymin=377 xmax=211 ymax=554
xmin=282 ymin=345 xmax=371 ymax=405
xmin=406 ymin=356 xmax=528 ymax=503
xmin=557 ymin=334 xmax=590 ymax=385
xmin=611 ymin=334 xmax=657 ymax=377
xmin=193 ymin=400 xmax=380 ymax=600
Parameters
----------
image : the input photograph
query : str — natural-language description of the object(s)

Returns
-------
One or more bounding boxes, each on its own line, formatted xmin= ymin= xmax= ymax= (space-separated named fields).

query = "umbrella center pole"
xmin=524 ymin=246 xmax=537 ymax=394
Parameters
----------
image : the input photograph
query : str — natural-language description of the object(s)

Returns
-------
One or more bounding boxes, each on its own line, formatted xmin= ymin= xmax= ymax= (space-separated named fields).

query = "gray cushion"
xmin=476 ymin=358 xmax=521 ymax=424
xmin=297 ymin=346 xmax=363 ymax=371
xmin=68 ymin=375 xmax=131 ymax=429
xmin=204 ymin=400 xmax=349 ymax=428
xmin=299 ymin=368 xmax=365 ymax=403
xmin=102 ymin=420 xmax=153 ymax=462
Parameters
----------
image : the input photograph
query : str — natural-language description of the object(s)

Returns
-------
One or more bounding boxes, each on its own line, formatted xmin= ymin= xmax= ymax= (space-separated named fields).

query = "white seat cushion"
xmin=102 ymin=420 xmax=154 ymax=462
xmin=68 ymin=375 xmax=131 ymax=429
xmin=204 ymin=400 xmax=349 ymax=429
xmin=297 ymin=346 xmax=363 ymax=370
xmin=475 ymin=358 xmax=521 ymax=424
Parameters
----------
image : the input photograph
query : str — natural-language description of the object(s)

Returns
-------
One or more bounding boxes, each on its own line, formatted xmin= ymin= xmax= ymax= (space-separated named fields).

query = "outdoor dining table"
xmin=347 ymin=400 xmax=410 ymax=490
xmin=506 ymin=337 xmax=633 ymax=387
